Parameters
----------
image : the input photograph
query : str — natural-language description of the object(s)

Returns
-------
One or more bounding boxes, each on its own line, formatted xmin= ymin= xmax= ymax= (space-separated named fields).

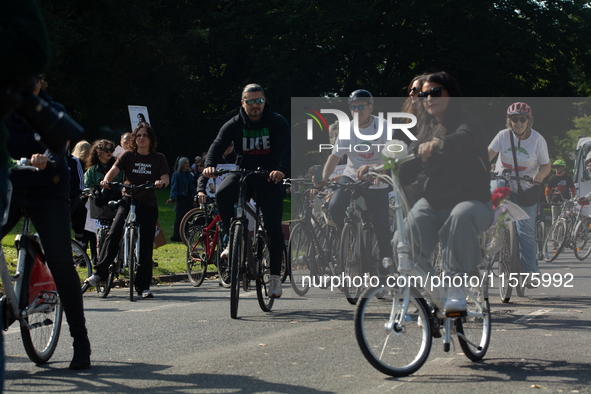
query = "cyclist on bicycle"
xmin=314 ymin=89 xmax=396 ymax=276
xmin=85 ymin=123 xmax=169 ymax=299
xmin=3 ymin=78 xmax=92 ymax=369
xmin=546 ymin=159 xmax=576 ymax=224
xmin=202 ymin=83 xmax=290 ymax=298
xmin=488 ymin=102 xmax=551 ymax=280
xmin=394 ymin=72 xmax=493 ymax=313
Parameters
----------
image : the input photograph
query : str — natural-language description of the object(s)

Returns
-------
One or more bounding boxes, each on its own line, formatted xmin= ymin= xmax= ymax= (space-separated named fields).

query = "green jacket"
xmin=84 ymin=163 xmax=124 ymax=188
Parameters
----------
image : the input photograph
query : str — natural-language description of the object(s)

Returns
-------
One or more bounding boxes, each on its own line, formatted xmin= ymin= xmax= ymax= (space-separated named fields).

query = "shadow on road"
xmin=5 ymin=361 xmax=333 ymax=393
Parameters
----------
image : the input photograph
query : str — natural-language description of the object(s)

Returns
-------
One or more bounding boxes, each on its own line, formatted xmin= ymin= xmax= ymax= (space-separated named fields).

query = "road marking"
xmin=513 ymin=308 xmax=553 ymax=324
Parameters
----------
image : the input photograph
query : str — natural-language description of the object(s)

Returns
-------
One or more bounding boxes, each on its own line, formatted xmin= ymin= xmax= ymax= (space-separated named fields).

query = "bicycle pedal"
xmin=445 ymin=310 xmax=467 ymax=318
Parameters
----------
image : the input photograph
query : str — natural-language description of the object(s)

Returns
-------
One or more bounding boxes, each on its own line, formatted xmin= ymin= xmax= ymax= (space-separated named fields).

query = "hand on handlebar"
xmin=268 ymin=170 xmax=285 ymax=184
xmin=418 ymin=140 xmax=442 ymax=161
xmin=203 ymin=166 xmax=217 ymax=178
xmin=30 ymin=154 xmax=49 ymax=170
xmin=356 ymin=165 xmax=381 ymax=186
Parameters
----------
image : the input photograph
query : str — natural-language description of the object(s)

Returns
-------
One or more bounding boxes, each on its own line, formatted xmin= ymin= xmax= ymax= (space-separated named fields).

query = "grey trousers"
xmin=394 ymin=198 xmax=494 ymax=276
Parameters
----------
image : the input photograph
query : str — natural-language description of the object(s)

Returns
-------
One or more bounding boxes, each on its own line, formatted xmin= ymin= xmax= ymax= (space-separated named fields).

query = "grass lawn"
xmin=1 ymin=189 xmax=293 ymax=285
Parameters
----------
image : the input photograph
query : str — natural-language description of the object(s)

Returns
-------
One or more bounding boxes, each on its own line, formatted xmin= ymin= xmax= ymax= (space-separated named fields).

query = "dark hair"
xmin=129 ymin=123 xmax=157 ymax=152
xmin=87 ymin=139 xmax=116 ymax=169
xmin=242 ymin=83 xmax=265 ymax=98
xmin=416 ymin=71 xmax=462 ymax=143
xmin=422 ymin=71 xmax=462 ymax=98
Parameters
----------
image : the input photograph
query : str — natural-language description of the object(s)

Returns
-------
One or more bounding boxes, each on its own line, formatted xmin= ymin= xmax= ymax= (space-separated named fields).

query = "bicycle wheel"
xmin=341 ymin=222 xmax=362 ymax=304
xmin=498 ymin=225 xmax=517 ymax=303
xmin=542 ymin=219 xmax=567 ymax=262
xmin=20 ymin=253 xmax=63 ymax=364
xmin=72 ymin=239 xmax=91 ymax=283
xmin=355 ymin=286 xmax=432 ymax=377
xmin=535 ymin=220 xmax=546 ymax=260
xmin=289 ymin=223 xmax=315 ymax=296
xmin=256 ymin=238 xmax=274 ymax=312
xmin=186 ymin=223 xmax=208 ymax=287
xmin=217 ymin=241 xmax=231 ymax=287
xmin=128 ymin=227 xmax=138 ymax=302
xmin=230 ymin=222 xmax=244 ymax=319
xmin=97 ymin=266 xmax=117 ymax=298
xmin=179 ymin=207 xmax=203 ymax=246
xmin=456 ymin=288 xmax=491 ymax=361
xmin=573 ymin=217 xmax=591 ymax=260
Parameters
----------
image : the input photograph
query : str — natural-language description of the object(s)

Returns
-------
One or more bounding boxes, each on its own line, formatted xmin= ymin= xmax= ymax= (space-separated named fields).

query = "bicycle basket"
xmin=89 ymin=198 xmax=117 ymax=220
xmin=89 ymin=185 xmax=118 ymax=220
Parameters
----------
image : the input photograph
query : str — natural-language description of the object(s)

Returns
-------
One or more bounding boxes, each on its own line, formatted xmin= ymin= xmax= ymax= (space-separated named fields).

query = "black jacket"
xmin=205 ymin=103 xmax=290 ymax=177
xmin=5 ymin=90 xmax=69 ymax=191
xmin=400 ymin=110 xmax=491 ymax=210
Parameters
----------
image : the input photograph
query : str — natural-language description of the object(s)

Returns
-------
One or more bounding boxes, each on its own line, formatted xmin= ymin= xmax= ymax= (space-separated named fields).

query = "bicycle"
xmin=179 ymin=205 xmax=202 ymax=246
xmin=543 ymin=197 xmax=590 ymax=261
xmin=288 ymin=180 xmax=342 ymax=297
xmin=354 ymin=156 xmax=492 ymax=377
xmin=186 ymin=196 xmax=230 ymax=287
xmin=535 ymin=202 xmax=547 ymax=260
xmin=340 ymin=180 xmax=382 ymax=304
xmin=213 ymin=167 xmax=281 ymax=319
xmin=490 ymin=171 xmax=542 ymax=302
xmin=82 ymin=182 xmax=155 ymax=301
xmin=72 ymin=238 xmax=91 ymax=283
xmin=0 ymin=159 xmax=63 ymax=364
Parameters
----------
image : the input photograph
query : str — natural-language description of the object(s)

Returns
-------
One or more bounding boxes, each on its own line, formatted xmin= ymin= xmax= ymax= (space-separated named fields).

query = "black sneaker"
xmin=141 ymin=290 xmax=154 ymax=299
xmin=69 ymin=335 xmax=91 ymax=370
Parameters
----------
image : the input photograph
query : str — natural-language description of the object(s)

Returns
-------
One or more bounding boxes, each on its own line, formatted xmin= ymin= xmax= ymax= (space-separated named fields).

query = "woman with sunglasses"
xmin=488 ymin=102 xmax=550 ymax=280
xmin=394 ymin=71 xmax=493 ymax=313
xmin=83 ymin=140 xmax=125 ymax=262
xmin=85 ymin=139 xmax=124 ymax=187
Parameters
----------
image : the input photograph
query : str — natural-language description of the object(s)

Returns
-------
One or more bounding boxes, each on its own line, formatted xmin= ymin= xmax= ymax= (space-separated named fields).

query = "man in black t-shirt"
xmin=545 ymin=159 xmax=576 ymax=224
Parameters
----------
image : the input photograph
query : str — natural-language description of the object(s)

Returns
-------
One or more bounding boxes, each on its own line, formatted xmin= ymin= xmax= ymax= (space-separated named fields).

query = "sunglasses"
xmin=349 ymin=104 xmax=367 ymax=111
xmin=418 ymin=87 xmax=445 ymax=98
xmin=103 ymin=148 xmax=114 ymax=153
xmin=510 ymin=116 xmax=528 ymax=124
xmin=409 ymin=86 xmax=418 ymax=95
xmin=243 ymin=98 xmax=265 ymax=105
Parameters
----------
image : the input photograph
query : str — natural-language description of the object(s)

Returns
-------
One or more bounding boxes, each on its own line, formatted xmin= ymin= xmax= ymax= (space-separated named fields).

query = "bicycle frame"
xmin=367 ymin=160 xmax=489 ymax=352
xmin=192 ymin=214 xmax=221 ymax=265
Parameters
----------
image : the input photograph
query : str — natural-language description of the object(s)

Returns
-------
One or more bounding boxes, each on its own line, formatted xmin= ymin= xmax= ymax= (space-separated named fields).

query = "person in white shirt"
xmin=316 ymin=89 xmax=391 ymax=274
xmin=488 ymin=102 xmax=551 ymax=280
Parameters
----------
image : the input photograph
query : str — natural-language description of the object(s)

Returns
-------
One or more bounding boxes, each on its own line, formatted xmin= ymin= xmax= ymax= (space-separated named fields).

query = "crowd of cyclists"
xmin=1 ymin=71 xmax=584 ymax=374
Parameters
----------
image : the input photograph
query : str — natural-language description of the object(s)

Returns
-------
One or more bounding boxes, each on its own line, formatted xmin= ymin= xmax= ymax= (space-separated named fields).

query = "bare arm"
xmin=100 ymin=166 xmax=121 ymax=188
xmin=322 ymin=154 xmax=340 ymax=182
xmin=488 ymin=148 xmax=497 ymax=163
xmin=534 ymin=163 xmax=551 ymax=184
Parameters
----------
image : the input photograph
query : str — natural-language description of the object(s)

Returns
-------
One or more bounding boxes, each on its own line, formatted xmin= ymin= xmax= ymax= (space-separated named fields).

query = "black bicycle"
xmin=213 ymin=168 xmax=282 ymax=319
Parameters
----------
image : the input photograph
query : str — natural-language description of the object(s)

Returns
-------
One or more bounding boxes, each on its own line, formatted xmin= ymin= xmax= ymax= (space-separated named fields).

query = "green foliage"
xmin=36 ymin=0 xmax=591 ymax=163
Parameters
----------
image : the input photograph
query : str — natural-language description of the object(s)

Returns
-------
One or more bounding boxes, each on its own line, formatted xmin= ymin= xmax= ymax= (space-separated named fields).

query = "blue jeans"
xmin=511 ymin=193 xmax=539 ymax=274
xmin=394 ymin=198 xmax=494 ymax=276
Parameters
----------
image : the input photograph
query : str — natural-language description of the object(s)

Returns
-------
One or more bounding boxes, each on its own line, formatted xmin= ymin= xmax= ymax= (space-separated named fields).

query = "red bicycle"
xmin=186 ymin=198 xmax=231 ymax=287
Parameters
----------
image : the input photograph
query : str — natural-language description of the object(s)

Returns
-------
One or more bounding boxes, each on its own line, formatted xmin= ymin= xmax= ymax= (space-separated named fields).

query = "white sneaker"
xmin=220 ymin=245 xmax=229 ymax=259
xmin=268 ymin=275 xmax=282 ymax=298
xmin=444 ymin=286 xmax=467 ymax=313
xmin=85 ymin=274 xmax=102 ymax=287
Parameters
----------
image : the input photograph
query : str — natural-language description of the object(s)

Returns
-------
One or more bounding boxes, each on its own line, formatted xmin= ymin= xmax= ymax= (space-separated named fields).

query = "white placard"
xmin=128 ymin=105 xmax=151 ymax=131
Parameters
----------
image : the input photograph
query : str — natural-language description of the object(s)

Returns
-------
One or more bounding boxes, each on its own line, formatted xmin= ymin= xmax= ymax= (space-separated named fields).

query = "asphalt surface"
xmin=2 ymin=251 xmax=590 ymax=393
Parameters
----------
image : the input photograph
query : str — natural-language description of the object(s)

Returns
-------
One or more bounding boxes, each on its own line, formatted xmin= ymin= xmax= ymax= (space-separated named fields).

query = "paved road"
xmin=3 ymin=252 xmax=590 ymax=393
